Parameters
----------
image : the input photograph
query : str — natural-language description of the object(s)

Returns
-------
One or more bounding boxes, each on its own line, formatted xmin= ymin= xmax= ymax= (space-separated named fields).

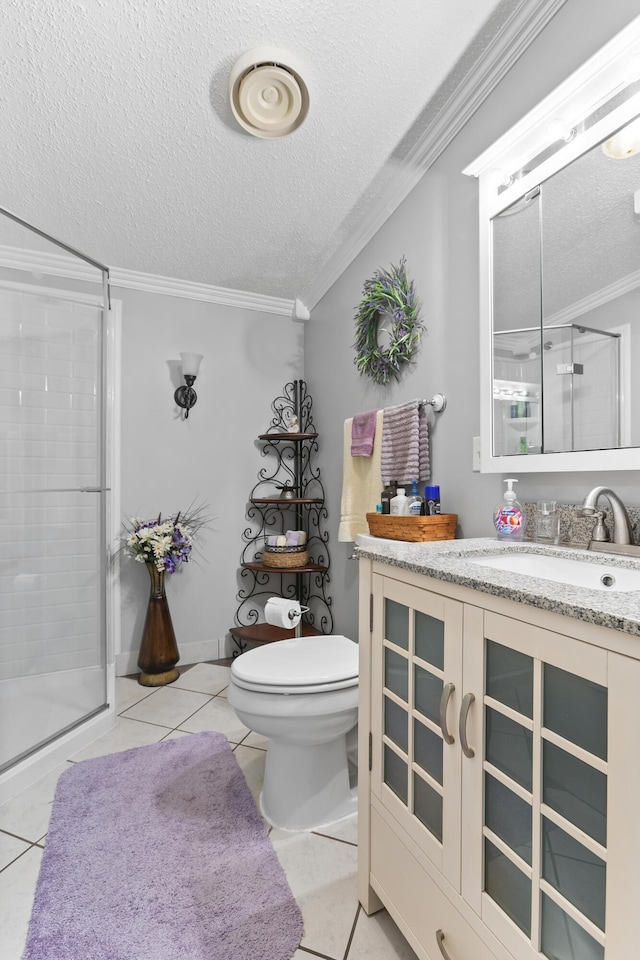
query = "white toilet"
xmin=228 ymin=634 xmax=358 ymax=831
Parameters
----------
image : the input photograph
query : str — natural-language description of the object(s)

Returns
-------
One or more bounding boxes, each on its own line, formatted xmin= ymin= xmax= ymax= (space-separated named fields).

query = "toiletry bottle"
xmin=390 ymin=487 xmax=408 ymax=516
xmin=406 ymin=480 xmax=424 ymax=516
xmin=494 ymin=478 xmax=527 ymax=541
xmin=380 ymin=480 xmax=397 ymax=515
xmin=424 ymin=485 xmax=441 ymax=515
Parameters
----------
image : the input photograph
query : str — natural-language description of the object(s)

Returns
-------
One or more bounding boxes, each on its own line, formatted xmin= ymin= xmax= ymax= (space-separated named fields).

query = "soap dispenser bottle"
xmin=406 ymin=480 xmax=424 ymax=516
xmin=494 ymin=478 xmax=527 ymax=541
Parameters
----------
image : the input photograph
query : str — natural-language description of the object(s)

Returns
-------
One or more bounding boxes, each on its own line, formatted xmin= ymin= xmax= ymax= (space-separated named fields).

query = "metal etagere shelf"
xmin=231 ymin=380 xmax=333 ymax=654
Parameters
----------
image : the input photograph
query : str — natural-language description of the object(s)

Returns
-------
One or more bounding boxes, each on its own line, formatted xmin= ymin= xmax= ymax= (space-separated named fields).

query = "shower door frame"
xmin=0 ymin=206 xmax=120 ymax=802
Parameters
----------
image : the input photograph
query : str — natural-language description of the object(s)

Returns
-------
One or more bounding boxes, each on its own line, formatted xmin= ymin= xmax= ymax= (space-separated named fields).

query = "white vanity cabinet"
xmin=358 ymin=558 xmax=640 ymax=960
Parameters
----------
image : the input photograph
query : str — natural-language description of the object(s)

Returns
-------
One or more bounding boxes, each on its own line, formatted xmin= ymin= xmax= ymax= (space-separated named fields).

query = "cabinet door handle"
xmin=436 ymin=929 xmax=454 ymax=960
xmin=439 ymin=682 xmax=455 ymax=744
xmin=459 ymin=692 xmax=475 ymax=758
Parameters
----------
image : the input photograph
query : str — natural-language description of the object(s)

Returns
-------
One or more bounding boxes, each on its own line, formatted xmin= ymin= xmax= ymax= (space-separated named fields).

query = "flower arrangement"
xmin=120 ymin=503 xmax=210 ymax=574
xmin=353 ymin=257 xmax=423 ymax=385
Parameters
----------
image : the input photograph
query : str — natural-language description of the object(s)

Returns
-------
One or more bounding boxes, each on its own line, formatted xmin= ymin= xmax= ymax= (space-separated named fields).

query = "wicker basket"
xmin=366 ymin=513 xmax=458 ymax=543
xmin=262 ymin=546 xmax=310 ymax=568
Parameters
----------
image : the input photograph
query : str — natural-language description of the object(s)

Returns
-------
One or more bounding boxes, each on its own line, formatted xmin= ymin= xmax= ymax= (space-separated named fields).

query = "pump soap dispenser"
xmin=494 ymin=478 xmax=527 ymax=542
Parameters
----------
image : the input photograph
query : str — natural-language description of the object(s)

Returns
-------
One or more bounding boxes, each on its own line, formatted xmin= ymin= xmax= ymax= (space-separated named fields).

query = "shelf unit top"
xmin=258 ymin=432 xmax=318 ymax=441
xmin=250 ymin=497 xmax=324 ymax=505
xmin=242 ymin=560 xmax=328 ymax=574
xmin=230 ymin=621 xmax=323 ymax=644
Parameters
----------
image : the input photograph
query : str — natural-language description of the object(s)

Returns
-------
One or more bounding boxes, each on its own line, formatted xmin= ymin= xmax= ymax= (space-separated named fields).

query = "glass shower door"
xmin=542 ymin=324 xmax=620 ymax=453
xmin=0 ymin=279 xmax=109 ymax=773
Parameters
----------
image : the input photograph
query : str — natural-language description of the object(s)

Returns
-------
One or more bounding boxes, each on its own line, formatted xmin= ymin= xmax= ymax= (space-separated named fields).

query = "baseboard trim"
xmin=116 ymin=638 xmax=225 ymax=677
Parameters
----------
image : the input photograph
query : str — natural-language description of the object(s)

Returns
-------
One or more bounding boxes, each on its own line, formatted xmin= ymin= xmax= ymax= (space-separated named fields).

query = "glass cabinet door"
xmin=464 ymin=611 xmax=617 ymax=960
xmin=371 ymin=574 xmax=463 ymax=889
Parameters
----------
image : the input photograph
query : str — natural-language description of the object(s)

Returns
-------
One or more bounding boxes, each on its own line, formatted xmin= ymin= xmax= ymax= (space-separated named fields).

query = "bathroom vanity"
xmin=356 ymin=537 xmax=640 ymax=960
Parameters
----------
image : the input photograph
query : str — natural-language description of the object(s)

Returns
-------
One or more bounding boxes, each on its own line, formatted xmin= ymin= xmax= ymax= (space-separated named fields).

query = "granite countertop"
xmin=355 ymin=536 xmax=640 ymax=637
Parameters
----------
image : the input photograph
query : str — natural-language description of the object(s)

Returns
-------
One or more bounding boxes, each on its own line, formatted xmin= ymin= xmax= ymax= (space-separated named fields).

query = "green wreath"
xmin=353 ymin=257 xmax=423 ymax=385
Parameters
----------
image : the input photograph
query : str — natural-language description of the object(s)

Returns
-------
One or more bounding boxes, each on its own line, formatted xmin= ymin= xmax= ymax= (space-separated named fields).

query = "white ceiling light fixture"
xmin=602 ymin=115 xmax=640 ymax=159
xmin=229 ymin=47 xmax=310 ymax=139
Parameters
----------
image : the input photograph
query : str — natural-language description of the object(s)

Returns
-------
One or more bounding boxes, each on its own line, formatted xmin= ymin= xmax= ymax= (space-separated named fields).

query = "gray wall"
xmin=116 ymin=285 xmax=302 ymax=672
xmin=305 ymin=0 xmax=640 ymax=643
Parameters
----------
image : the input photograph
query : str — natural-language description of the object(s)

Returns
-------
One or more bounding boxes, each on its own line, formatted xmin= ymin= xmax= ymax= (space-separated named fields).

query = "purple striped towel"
xmin=351 ymin=409 xmax=378 ymax=457
xmin=381 ymin=399 xmax=430 ymax=484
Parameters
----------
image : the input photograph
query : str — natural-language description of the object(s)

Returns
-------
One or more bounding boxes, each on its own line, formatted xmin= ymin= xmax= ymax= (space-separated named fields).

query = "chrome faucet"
xmin=580 ymin=486 xmax=634 ymax=545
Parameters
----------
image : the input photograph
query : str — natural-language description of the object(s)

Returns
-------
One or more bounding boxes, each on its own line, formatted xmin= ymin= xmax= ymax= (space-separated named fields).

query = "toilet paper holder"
xmin=264 ymin=597 xmax=310 ymax=638
xmin=290 ymin=605 xmax=309 ymax=638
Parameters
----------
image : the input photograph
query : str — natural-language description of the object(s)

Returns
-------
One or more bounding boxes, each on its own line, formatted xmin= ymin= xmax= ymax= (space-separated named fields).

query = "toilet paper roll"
xmin=264 ymin=597 xmax=301 ymax=630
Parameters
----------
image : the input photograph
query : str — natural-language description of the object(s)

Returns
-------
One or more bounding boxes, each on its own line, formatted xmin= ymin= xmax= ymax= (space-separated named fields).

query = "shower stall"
xmin=493 ymin=322 xmax=621 ymax=457
xmin=0 ymin=207 xmax=117 ymax=800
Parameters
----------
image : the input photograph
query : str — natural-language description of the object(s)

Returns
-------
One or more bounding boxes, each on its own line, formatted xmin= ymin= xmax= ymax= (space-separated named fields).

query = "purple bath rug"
xmin=23 ymin=731 xmax=303 ymax=960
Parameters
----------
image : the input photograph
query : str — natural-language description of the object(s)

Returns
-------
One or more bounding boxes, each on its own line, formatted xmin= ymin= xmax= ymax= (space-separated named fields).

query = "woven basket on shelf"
xmin=262 ymin=546 xmax=310 ymax=568
xmin=366 ymin=513 xmax=458 ymax=543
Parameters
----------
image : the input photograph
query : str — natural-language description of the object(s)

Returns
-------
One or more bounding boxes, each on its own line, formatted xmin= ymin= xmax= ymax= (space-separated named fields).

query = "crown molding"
xmin=0 ymin=245 xmax=295 ymax=316
xmin=305 ymin=0 xmax=567 ymax=310
xmin=546 ymin=269 xmax=640 ymax=327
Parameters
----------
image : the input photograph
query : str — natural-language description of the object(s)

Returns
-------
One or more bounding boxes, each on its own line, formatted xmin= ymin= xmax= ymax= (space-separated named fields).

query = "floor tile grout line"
xmin=124 ymin=686 xmax=245 ymax=732
xmin=311 ymin=830 xmax=357 ymax=848
xmin=231 ymin=741 xmax=265 ymax=754
xmin=114 ymin=685 xmax=157 ymax=709
xmin=0 ymin=839 xmax=42 ymax=874
xmin=120 ymin=693 xmax=216 ymax=726
xmin=342 ymin=903 xmax=362 ymax=960
xmin=115 ymin=687 xmax=228 ymax=720
xmin=0 ymin=826 xmax=41 ymax=846
xmin=236 ymin=730 xmax=266 ymax=750
xmin=108 ymin=715 xmax=176 ymax=733
xmin=296 ymin=945 xmax=343 ymax=960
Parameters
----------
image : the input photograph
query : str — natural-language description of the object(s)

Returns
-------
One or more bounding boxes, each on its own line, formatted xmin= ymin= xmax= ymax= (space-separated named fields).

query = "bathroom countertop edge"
xmin=355 ymin=537 xmax=640 ymax=638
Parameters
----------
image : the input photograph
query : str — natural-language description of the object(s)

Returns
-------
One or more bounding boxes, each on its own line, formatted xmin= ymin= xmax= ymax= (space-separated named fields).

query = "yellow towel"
xmin=338 ymin=409 xmax=384 ymax=542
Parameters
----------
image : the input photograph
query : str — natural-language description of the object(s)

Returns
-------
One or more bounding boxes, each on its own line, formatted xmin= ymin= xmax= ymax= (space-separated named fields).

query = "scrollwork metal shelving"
xmin=231 ymin=380 xmax=333 ymax=654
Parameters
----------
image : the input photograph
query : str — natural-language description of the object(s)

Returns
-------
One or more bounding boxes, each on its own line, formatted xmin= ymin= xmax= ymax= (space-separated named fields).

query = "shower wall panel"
xmin=0 ymin=281 xmax=107 ymax=770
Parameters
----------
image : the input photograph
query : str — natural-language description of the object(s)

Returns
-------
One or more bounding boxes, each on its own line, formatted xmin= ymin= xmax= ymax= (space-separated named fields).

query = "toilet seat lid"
xmin=231 ymin=635 xmax=358 ymax=688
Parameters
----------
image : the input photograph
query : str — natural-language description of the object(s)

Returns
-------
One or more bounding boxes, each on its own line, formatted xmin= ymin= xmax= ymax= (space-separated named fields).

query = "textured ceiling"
xmin=1 ymin=0 xmax=517 ymax=303
xmin=494 ymin=133 xmax=640 ymax=328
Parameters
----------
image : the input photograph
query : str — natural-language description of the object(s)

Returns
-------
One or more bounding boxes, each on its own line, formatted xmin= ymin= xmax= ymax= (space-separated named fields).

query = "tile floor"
xmin=0 ymin=660 xmax=419 ymax=960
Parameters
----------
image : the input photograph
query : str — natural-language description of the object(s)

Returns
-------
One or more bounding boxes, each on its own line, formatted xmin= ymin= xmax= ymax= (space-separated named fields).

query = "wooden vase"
xmin=137 ymin=563 xmax=180 ymax=686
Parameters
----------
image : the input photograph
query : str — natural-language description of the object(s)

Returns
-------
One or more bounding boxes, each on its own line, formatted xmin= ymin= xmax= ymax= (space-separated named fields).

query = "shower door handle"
xmin=6 ymin=486 xmax=111 ymax=494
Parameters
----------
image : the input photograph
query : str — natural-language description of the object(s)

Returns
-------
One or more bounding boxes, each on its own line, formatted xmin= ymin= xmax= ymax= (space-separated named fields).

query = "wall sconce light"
xmin=174 ymin=353 xmax=203 ymax=419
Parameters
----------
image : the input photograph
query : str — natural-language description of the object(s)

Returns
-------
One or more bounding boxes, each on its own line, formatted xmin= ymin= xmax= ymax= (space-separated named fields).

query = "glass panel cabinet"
xmin=361 ymin=564 xmax=640 ymax=960
xmin=471 ymin=613 xmax=611 ymax=960
xmin=371 ymin=575 xmax=463 ymax=888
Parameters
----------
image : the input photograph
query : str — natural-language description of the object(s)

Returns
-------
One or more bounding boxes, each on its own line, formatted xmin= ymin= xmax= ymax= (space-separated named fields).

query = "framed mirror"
xmin=465 ymin=16 xmax=640 ymax=472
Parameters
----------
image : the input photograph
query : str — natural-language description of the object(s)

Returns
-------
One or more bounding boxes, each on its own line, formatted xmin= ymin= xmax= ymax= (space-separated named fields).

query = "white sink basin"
xmin=466 ymin=552 xmax=640 ymax=592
